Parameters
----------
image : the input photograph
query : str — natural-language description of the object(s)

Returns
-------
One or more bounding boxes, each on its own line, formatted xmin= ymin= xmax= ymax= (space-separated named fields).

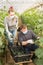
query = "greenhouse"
xmin=0 ymin=0 xmax=43 ymax=65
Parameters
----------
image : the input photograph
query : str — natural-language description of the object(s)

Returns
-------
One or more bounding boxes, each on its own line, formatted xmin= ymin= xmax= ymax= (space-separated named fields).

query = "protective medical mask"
xmin=10 ymin=15 xmax=14 ymax=19
xmin=23 ymin=30 xmax=28 ymax=34
xmin=10 ymin=12 xmax=14 ymax=16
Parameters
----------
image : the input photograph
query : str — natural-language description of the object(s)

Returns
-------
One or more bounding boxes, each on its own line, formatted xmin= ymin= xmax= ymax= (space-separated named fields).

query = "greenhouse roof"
xmin=0 ymin=0 xmax=43 ymax=14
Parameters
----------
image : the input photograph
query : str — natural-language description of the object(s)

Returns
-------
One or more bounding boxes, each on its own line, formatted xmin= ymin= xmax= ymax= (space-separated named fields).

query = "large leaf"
xmin=21 ymin=7 xmax=43 ymax=36
xmin=34 ymin=58 xmax=43 ymax=65
xmin=39 ymin=37 xmax=43 ymax=47
xmin=0 ymin=28 xmax=4 ymax=35
xmin=0 ymin=38 xmax=3 ymax=47
xmin=35 ymin=48 xmax=43 ymax=59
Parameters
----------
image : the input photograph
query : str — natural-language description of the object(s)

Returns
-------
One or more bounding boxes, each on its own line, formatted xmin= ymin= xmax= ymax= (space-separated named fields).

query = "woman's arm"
xmin=4 ymin=17 xmax=9 ymax=33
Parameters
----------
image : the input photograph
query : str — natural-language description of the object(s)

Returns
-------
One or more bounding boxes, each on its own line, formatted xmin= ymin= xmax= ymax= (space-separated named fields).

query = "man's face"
xmin=21 ymin=27 xmax=27 ymax=33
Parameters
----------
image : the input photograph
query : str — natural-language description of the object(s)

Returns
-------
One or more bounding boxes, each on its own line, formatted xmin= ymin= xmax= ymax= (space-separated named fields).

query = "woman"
xmin=4 ymin=6 xmax=18 ymax=46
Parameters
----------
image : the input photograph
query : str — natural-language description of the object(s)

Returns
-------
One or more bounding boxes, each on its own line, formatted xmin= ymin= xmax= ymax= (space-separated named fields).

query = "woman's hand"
xmin=8 ymin=31 xmax=12 ymax=38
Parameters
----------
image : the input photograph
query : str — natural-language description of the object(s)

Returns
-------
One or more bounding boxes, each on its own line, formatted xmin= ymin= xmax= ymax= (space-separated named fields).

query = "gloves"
xmin=8 ymin=31 xmax=13 ymax=41
xmin=7 ymin=31 xmax=12 ymax=38
xmin=27 ymin=39 xmax=34 ymax=44
xmin=37 ymin=37 xmax=40 ymax=40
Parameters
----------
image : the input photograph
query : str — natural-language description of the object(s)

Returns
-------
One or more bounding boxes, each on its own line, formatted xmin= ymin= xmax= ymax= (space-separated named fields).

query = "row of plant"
xmin=0 ymin=9 xmax=19 ymax=65
xmin=0 ymin=10 xmax=7 ymax=65
xmin=21 ymin=8 xmax=43 ymax=36
xmin=21 ymin=7 xmax=43 ymax=65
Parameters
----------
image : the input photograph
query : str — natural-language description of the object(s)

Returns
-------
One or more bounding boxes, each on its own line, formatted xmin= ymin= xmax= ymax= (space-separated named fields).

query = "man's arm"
xmin=21 ymin=41 xmax=28 ymax=46
xmin=30 ymin=30 xmax=40 ymax=40
xmin=30 ymin=30 xmax=37 ymax=39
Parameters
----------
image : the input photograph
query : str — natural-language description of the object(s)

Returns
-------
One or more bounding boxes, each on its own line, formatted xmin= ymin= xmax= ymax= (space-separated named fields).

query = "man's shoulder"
xmin=28 ymin=30 xmax=32 ymax=33
xmin=18 ymin=32 xmax=23 ymax=36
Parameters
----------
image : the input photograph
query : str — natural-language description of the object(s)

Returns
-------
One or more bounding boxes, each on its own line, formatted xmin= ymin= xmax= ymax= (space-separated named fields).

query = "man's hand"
xmin=27 ymin=39 xmax=34 ymax=44
xmin=37 ymin=37 xmax=40 ymax=40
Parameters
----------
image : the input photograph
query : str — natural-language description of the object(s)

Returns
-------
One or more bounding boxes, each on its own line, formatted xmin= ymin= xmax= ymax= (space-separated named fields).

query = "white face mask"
xmin=23 ymin=30 xmax=28 ymax=34
xmin=10 ymin=12 xmax=14 ymax=19
xmin=10 ymin=15 xmax=14 ymax=19
xmin=10 ymin=12 xmax=14 ymax=16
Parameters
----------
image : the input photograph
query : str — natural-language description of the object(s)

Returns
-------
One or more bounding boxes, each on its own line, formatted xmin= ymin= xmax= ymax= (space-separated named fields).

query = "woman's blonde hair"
xmin=8 ymin=6 xmax=14 ymax=13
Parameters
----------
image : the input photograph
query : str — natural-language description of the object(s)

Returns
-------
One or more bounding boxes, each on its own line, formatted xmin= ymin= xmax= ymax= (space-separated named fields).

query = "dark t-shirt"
xmin=18 ymin=30 xmax=37 ymax=44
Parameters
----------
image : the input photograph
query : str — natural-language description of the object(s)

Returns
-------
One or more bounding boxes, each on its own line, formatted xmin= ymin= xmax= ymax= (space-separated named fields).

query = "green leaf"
xmin=35 ymin=48 xmax=43 ymax=59
xmin=34 ymin=58 xmax=43 ymax=65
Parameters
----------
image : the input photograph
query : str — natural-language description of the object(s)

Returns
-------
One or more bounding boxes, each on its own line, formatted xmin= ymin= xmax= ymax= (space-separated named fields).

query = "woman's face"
xmin=10 ymin=12 xmax=14 ymax=16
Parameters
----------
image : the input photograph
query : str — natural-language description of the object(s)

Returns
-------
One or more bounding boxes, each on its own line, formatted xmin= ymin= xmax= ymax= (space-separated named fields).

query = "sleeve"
xmin=4 ymin=17 xmax=9 ymax=32
xmin=14 ymin=15 xmax=18 ymax=29
xmin=30 ymin=30 xmax=37 ymax=40
xmin=16 ymin=18 xmax=18 ymax=29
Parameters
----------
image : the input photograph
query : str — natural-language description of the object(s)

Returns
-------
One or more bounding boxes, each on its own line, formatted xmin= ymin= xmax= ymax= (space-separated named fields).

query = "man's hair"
xmin=20 ymin=24 xmax=27 ymax=30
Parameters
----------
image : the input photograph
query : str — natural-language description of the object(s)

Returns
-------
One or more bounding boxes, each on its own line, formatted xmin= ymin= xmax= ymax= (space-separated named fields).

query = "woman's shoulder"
xmin=5 ymin=16 xmax=9 ymax=20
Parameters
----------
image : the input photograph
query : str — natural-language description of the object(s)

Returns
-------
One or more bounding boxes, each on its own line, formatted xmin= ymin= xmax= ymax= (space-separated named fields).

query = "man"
xmin=18 ymin=24 xmax=39 ymax=53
